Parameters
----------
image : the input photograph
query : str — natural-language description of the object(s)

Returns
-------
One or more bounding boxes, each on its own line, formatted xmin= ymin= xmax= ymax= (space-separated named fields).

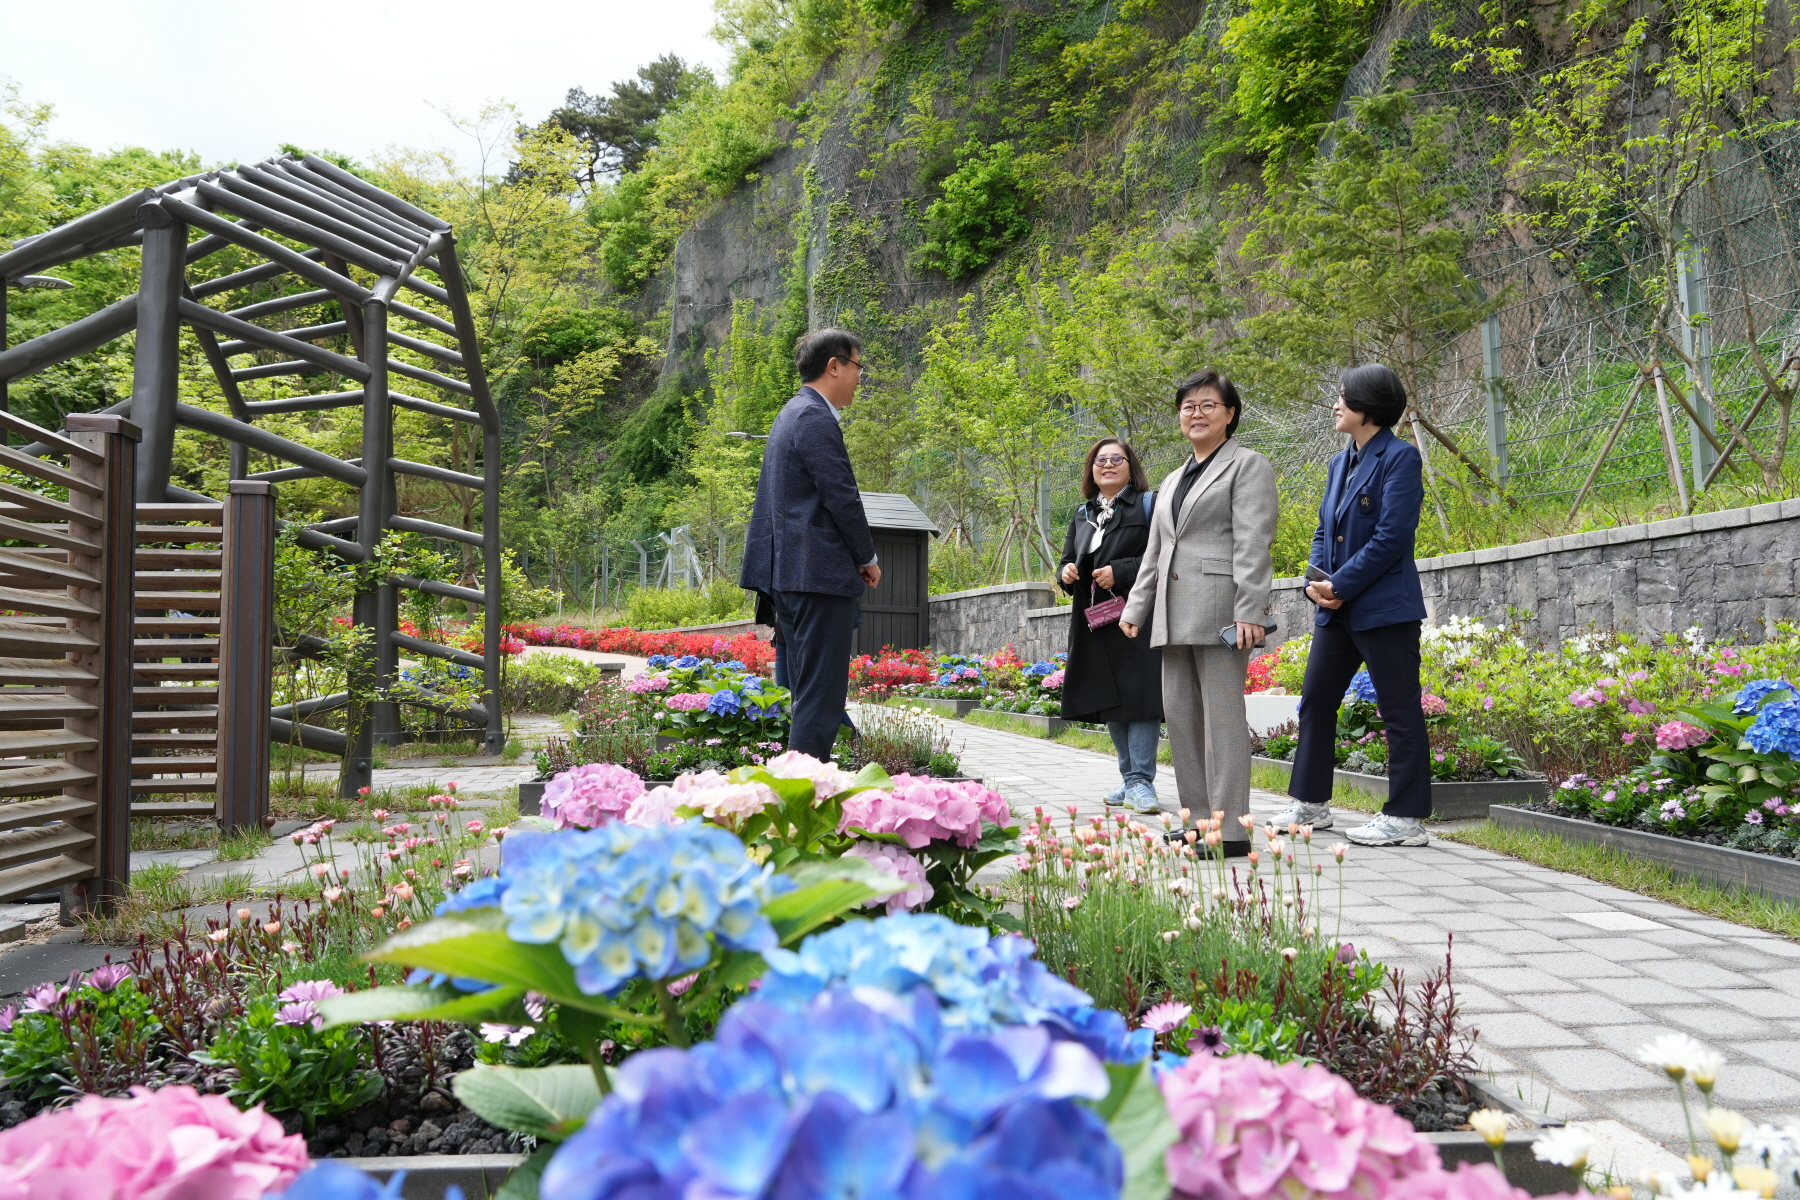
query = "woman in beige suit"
xmin=1120 ymin=370 xmax=1278 ymax=853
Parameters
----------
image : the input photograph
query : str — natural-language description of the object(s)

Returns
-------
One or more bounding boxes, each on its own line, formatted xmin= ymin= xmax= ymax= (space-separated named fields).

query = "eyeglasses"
xmin=1179 ymin=401 xmax=1224 ymax=416
xmin=837 ymin=357 xmax=872 ymax=377
xmin=1093 ymin=454 xmax=1128 ymax=466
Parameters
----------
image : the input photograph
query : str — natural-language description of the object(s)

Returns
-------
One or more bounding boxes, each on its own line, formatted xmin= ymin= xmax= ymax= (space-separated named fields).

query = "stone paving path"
xmin=928 ymin=712 xmax=1787 ymax=1180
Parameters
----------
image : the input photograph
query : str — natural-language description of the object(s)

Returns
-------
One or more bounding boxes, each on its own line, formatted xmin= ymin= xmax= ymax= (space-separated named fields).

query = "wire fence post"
xmin=1481 ymin=312 xmax=1508 ymax=492
xmin=1679 ymin=239 xmax=1718 ymax=491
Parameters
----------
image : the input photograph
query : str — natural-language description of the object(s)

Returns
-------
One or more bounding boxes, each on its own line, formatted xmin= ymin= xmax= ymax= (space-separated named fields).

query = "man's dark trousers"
xmin=771 ymin=590 xmax=859 ymax=759
xmin=1289 ymin=619 xmax=1431 ymax=819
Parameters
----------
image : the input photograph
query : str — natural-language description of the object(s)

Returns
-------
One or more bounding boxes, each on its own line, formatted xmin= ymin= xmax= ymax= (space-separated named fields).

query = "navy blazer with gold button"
xmin=1308 ymin=426 xmax=1427 ymax=631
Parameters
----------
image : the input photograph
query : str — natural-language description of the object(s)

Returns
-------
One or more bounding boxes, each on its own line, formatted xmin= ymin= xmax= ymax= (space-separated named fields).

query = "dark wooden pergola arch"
xmin=0 ymin=153 xmax=504 ymax=794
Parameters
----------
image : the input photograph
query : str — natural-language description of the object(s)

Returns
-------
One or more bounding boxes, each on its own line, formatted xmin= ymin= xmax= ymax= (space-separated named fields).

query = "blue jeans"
xmin=1108 ymin=721 xmax=1160 ymax=788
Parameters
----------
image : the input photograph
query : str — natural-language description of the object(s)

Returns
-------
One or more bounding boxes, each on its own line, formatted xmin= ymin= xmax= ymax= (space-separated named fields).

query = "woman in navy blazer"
xmin=1273 ymin=364 xmax=1433 ymax=847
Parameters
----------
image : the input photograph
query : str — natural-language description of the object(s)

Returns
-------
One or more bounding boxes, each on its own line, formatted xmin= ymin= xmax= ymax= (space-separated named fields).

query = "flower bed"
xmin=505 ymin=620 xmax=775 ymax=674
xmin=1269 ymin=618 xmax=1800 ymax=781
xmin=1251 ymin=669 xmax=1535 ymax=785
xmin=1520 ymin=676 xmax=1800 ymax=864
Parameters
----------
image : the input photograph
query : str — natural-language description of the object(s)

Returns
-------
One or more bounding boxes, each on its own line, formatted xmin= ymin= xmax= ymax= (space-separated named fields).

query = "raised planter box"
xmin=517 ymin=780 xmax=544 ymax=816
xmin=974 ymin=709 xmax=1071 ymax=736
xmin=896 ymin=695 xmax=982 ymax=717
xmin=1251 ymin=756 xmax=1548 ymax=820
xmin=340 ymin=1153 xmax=524 ymax=1199
xmin=1493 ymin=805 xmax=1800 ymax=902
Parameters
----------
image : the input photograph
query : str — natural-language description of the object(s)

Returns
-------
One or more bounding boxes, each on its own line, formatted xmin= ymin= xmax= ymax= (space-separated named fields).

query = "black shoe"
xmin=1219 ymin=840 xmax=1250 ymax=858
xmin=1162 ymin=832 xmax=1252 ymax=858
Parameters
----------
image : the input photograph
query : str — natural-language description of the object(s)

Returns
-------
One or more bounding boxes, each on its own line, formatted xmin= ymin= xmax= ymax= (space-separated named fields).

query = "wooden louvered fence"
xmin=131 ymin=485 xmax=276 ymax=832
xmin=0 ymin=413 xmax=136 ymax=914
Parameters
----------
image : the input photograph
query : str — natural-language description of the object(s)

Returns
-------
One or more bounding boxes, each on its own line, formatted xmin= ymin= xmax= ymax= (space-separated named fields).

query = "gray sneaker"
xmin=1124 ymin=782 xmax=1161 ymax=814
xmin=1269 ymin=800 xmax=1333 ymax=830
xmin=1103 ymin=784 xmax=1127 ymax=806
xmin=1345 ymin=813 xmax=1428 ymax=846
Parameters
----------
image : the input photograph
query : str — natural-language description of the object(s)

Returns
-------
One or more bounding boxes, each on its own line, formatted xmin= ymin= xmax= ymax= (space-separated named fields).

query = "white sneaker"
xmin=1125 ymin=782 xmax=1161 ymax=814
xmin=1269 ymin=800 xmax=1333 ymax=830
xmin=1345 ymin=814 xmax=1429 ymax=846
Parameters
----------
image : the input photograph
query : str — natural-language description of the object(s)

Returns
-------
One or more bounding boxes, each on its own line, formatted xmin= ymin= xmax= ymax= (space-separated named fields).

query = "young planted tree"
xmin=1503 ymin=0 xmax=1794 ymax=496
xmin=1240 ymin=91 xmax=1505 ymax=511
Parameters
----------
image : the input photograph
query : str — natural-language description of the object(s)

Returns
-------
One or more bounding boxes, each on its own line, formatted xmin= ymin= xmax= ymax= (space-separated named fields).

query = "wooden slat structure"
xmin=0 ymin=413 xmax=136 ymax=913
xmin=0 ymin=156 xmax=502 ymax=796
xmin=852 ymin=492 xmax=940 ymax=655
xmin=130 ymin=489 xmax=275 ymax=830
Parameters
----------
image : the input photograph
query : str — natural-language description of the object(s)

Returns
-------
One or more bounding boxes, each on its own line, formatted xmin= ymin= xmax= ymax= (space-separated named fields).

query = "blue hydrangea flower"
xmin=1747 ymin=699 xmax=1800 ymax=760
xmin=437 ymin=874 xmax=506 ymax=915
xmin=1345 ymin=670 xmax=1378 ymax=704
xmin=741 ymin=676 xmax=765 ymax=694
xmin=722 ymin=660 xmax=746 ymax=672
xmin=541 ymin=986 xmax=1121 ymax=1200
xmin=1025 ymin=661 xmax=1056 ymax=677
xmin=759 ymin=913 xmax=1151 ymax=1064
xmin=495 ymin=821 xmax=794 ymax=995
xmin=263 ymin=1160 xmax=426 ymax=1200
xmin=646 ymin=654 xmax=672 ymax=668
xmin=745 ymin=701 xmax=782 ymax=720
xmin=674 ymin=655 xmax=700 ymax=669
xmin=1734 ymin=678 xmax=1799 ymax=715
xmin=707 ymin=690 xmax=743 ymax=716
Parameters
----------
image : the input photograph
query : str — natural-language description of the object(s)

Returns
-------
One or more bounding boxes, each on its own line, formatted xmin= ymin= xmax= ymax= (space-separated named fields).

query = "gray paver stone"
xmin=1459 ymin=966 xmax=1583 ymax=993
xmin=1557 ymin=937 xmax=1678 ymax=962
xmin=1633 ymin=959 xmax=1761 ymax=988
xmin=1510 ymin=993 xmax=1650 ymax=1026
xmin=1655 ymin=1006 xmax=1780 ymax=1039
xmin=1510 ymin=951 xmax=1643 ymax=979
xmin=1582 ymin=978 xmax=1706 ymax=1005
xmin=1463 ymin=1011 xmax=1589 ymax=1048
xmin=1524 ymin=1048 xmax=1671 ymax=1091
xmin=1463 ymin=929 xmax=1582 ymax=955
xmin=1706 ymin=1064 xmax=1800 ymax=1105
xmin=1698 ymin=989 xmax=1800 ymax=1019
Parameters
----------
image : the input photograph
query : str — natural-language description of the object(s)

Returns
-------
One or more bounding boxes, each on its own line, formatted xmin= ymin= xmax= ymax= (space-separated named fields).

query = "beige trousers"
xmin=1161 ymin=643 xmax=1251 ymax=837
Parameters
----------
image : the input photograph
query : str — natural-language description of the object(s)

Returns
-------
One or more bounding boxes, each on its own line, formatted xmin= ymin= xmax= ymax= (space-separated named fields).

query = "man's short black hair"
xmin=1339 ymin=363 xmax=1408 ymax=427
xmin=794 ymin=329 xmax=863 ymax=383
xmin=1173 ymin=368 xmax=1242 ymax=437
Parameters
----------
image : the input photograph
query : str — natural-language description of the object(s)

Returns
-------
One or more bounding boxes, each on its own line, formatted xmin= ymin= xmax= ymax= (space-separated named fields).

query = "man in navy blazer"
xmin=1272 ymin=364 xmax=1433 ymax=847
xmin=740 ymin=329 xmax=881 ymax=759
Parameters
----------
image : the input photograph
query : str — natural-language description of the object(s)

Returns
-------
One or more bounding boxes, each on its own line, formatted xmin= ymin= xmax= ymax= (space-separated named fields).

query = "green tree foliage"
xmin=917 ymin=141 xmax=1038 ymax=279
xmin=1221 ymin=0 xmax=1380 ymax=168
xmin=541 ymin=55 xmax=706 ymax=187
xmin=1240 ymin=93 xmax=1498 ymax=415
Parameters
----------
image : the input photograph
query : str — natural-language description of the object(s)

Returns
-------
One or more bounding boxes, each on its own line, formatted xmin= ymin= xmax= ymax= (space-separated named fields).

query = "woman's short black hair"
xmin=794 ymin=329 xmax=863 ymax=382
xmin=1339 ymin=363 xmax=1408 ymax=427
xmin=1079 ymin=438 xmax=1150 ymax=501
xmin=1173 ymin=369 xmax=1242 ymax=436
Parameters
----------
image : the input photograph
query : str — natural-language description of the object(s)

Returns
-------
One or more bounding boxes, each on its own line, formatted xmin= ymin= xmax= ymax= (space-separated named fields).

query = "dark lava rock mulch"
xmin=1396 ymin=1081 xmax=1476 ymax=1133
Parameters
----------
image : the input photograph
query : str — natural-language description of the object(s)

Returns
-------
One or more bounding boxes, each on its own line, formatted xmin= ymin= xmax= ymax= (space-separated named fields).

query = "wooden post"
xmin=1482 ymin=313 xmax=1508 ymax=492
xmin=217 ymin=480 xmax=275 ymax=833
xmin=131 ymin=211 xmax=185 ymax=502
xmin=62 ymin=414 xmax=139 ymax=919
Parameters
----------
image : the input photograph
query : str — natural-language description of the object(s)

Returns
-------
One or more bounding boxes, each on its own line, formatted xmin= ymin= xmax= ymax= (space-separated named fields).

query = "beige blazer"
xmin=1120 ymin=438 xmax=1278 ymax=648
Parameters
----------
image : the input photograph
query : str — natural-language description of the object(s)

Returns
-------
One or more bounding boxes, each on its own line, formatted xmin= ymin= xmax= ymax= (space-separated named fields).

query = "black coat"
xmin=739 ymin=388 xmax=875 ymax=598
xmin=1057 ymin=486 xmax=1165 ymax=723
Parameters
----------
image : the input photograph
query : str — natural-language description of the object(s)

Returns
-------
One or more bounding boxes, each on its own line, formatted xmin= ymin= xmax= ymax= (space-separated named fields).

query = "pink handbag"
xmin=1085 ymin=582 xmax=1127 ymax=631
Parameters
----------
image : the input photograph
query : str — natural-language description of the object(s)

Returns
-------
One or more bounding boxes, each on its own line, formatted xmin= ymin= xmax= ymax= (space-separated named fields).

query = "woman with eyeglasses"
xmin=1056 ymin=439 xmax=1165 ymax=812
xmin=1119 ymin=370 xmax=1278 ymax=853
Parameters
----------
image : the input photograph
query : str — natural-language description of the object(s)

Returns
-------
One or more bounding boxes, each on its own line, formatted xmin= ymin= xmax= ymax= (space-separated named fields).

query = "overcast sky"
xmin=0 ymin=0 xmax=729 ymax=172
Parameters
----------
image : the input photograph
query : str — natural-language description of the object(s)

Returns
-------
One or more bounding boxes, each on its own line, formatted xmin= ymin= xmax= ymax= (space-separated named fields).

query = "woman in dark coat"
xmin=1057 ymin=438 xmax=1165 ymax=812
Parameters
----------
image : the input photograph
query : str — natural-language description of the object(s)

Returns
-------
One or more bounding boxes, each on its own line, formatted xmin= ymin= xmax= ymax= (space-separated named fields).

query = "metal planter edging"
xmin=1491 ymin=804 xmax=1800 ymax=902
xmin=1251 ymin=756 xmax=1549 ymax=820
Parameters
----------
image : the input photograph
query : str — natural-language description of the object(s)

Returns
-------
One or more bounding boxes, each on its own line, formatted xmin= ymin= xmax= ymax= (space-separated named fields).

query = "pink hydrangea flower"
xmin=624 ymin=786 xmax=683 ymax=827
xmin=664 ymin=692 xmax=711 ymax=712
xmin=1160 ymin=1052 xmax=1442 ymax=1198
xmin=1420 ymin=693 xmax=1448 ymax=716
xmin=625 ymin=674 xmax=671 ymax=693
xmin=543 ymin=763 xmax=646 ymax=830
xmin=840 ymin=775 xmax=1013 ymax=847
xmin=664 ymin=770 xmax=780 ymax=830
xmin=1406 ymin=1162 xmax=1553 ymax=1200
xmin=760 ymin=750 xmax=857 ymax=799
xmin=1042 ymin=669 xmax=1065 ymax=690
xmin=0 ymin=1084 xmax=309 ymax=1199
xmin=1654 ymin=720 xmax=1710 ymax=751
xmin=843 ymin=842 xmax=934 ymax=914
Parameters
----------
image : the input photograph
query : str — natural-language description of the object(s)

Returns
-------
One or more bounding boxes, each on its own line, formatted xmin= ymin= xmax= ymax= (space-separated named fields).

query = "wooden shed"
xmin=854 ymin=492 xmax=939 ymax=654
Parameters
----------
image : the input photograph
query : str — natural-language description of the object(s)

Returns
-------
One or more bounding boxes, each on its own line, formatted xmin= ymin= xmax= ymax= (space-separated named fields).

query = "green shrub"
xmin=1222 ymin=0 xmax=1379 ymax=162
xmin=917 ymin=141 xmax=1036 ymax=279
xmin=624 ymin=578 xmax=750 ymax=630
xmin=196 ymin=999 xmax=382 ymax=1133
xmin=503 ymin=653 xmax=607 ymax=714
